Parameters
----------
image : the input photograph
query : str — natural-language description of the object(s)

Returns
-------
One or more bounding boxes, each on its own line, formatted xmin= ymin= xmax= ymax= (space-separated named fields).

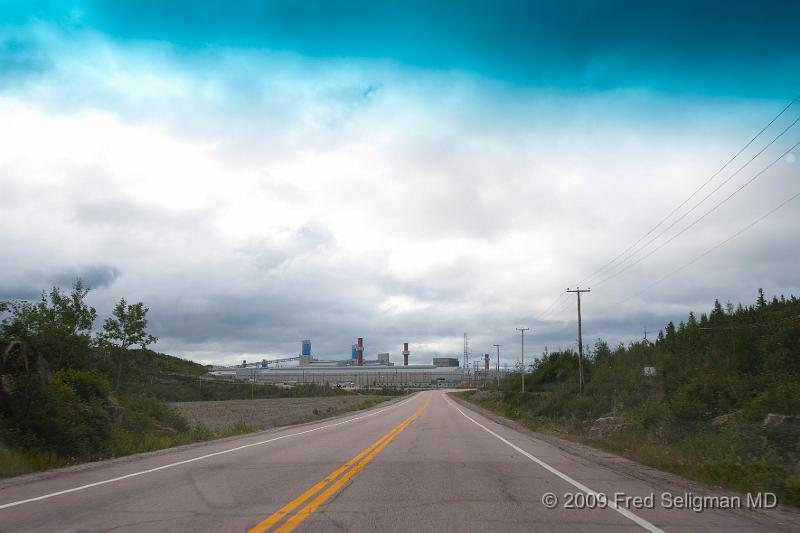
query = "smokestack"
xmin=484 ymin=353 xmax=490 ymax=371
xmin=403 ymin=342 xmax=409 ymax=366
xmin=357 ymin=337 xmax=364 ymax=366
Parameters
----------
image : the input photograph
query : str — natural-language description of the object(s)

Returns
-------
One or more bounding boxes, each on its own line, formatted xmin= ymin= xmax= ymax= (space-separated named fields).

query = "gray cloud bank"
xmin=0 ymin=25 xmax=798 ymax=367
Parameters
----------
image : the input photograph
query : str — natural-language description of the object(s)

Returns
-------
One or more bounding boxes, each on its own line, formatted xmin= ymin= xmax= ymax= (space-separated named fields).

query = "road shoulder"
xmin=447 ymin=391 xmax=800 ymax=528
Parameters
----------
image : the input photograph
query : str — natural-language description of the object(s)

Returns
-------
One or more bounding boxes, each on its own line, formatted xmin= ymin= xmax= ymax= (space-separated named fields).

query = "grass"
xmin=0 ymin=446 xmax=69 ymax=478
xmin=0 ymin=394 xmax=395 ymax=479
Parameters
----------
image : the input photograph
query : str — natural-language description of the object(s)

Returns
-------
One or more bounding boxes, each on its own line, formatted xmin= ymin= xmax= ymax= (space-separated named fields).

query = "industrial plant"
xmin=207 ymin=339 xmax=494 ymax=388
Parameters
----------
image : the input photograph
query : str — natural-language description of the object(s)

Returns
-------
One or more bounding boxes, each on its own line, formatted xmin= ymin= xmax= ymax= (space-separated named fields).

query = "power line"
xmin=536 ymin=291 xmax=578 ymax=322
xmin=594 ymin=140 xmax=799 ymax=288
xmin=578 ymin=93 xmax=800 ymax=287
xmin=612 ymin=188 xmax=800 ymax=307
xmin=534 ymin=291 xmax=569 ymax=321
xmin=541 ymin=296 xmax=576 ymax=321
xmin=587 ymin=114 xmax=800 ymax=286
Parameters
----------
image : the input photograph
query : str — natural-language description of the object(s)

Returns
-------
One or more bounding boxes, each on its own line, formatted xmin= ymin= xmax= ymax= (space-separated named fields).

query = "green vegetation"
xmin=367 ymin=386 xmax=409 ymax=396
xmin=0 ymin=280 xmax=372 ymax=478
xmin=138 ymin=376 xmax=354 ymax=402
xmin=464 ymin=290 xmax=800 ymax=507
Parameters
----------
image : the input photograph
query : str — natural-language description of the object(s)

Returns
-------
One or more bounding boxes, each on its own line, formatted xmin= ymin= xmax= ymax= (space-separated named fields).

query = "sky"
xmin=1 ymin=1 xmax=799 ymax=367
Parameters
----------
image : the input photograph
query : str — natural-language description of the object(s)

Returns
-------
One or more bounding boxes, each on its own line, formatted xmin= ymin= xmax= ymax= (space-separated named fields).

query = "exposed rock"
xmin=763 ymin=413 xmax=800 ymax=440
xmin=102 ymin=396 xmax=126 ymax=423
xmin=1 ymin=374 xmax=14 ymax=394
xmin=0 ymin=341 xmax=29 ymax=373
xmin=589 ymin=416 xmax=632 ymax=438
xmin=153 ymin=424 xmax=178 ymax=437
xmin=36 ymin=354 xmax=52 ymax=383
xmin=711 ymin=412 xmax=736 ymax=426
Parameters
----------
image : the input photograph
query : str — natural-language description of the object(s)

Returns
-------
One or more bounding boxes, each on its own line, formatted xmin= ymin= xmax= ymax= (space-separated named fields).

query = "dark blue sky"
xmin=5 ymin=0 xmax=800 ymax=97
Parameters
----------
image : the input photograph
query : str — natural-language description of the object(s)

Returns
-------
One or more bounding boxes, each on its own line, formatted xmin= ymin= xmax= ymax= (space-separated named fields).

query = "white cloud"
xmin=1 ymin=28 xmax=798 ymax=366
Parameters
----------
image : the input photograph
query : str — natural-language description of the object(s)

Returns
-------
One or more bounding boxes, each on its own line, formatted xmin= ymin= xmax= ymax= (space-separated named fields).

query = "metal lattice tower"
xmin=463 ymin=333 xmax=470 ymax=370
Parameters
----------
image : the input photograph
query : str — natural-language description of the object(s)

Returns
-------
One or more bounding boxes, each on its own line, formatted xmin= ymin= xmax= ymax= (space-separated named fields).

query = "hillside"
xmin=465 ymin=290 xmax=800 ymax=506
xmin=0 ymin=281 xmax=356 ymax=478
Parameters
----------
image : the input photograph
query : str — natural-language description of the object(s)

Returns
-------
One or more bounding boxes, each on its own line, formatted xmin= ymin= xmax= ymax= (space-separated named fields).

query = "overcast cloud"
xmin=1 ymin=2 xmax=799 ymax=366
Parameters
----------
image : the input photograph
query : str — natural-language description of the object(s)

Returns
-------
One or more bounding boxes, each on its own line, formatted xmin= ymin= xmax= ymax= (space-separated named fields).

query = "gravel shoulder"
xmin=449 ymin=392 xmax=800 ymax=528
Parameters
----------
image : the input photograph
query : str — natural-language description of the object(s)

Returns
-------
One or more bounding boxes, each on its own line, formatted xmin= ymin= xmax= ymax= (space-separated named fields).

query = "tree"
xmin=757 ymin=288 xmax=767 ymax=309
xmin=97 ymin=298 xmax=158 ymax=391
xmin=0 ymin=279 xmax=97 ymax=369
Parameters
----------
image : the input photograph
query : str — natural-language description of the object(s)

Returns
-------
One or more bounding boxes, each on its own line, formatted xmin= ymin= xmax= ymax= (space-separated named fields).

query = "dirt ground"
xmin=170 ymin=395 xmax=390 ymax=432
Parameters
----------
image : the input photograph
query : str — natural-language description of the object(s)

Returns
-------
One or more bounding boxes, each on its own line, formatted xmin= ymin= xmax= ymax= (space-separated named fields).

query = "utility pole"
xmin=493 ymin=344 xmax=502 ymax=388
xmin=515 ymin=327 xmax=530 ymax=392
xmin=566 ymin=287 xmax=590 ymax=394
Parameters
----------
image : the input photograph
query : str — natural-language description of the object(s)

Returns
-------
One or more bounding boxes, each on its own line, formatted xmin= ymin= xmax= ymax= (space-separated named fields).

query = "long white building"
xmin=208 ymin=365 xmax=468 ymax=388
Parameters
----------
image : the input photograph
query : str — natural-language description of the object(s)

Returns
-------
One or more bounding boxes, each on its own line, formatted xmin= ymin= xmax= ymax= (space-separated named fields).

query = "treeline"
xmin=0 ymin=280 xmax=351 ymax=477
xmin=470 ymin=290 xmax=800 ymax=506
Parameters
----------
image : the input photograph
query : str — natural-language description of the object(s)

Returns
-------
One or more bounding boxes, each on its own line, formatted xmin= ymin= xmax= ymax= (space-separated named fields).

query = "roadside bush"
xmin=14 ymin=378 xmax=112 ymax=460
xmin=121 ymin=394 xmax=189 ymax=432
xmin=55 ymin=369 xmax=110 ymax=402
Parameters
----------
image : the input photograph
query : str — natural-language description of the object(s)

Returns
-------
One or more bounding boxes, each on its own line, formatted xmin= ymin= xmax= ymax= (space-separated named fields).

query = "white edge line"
xmin=444 ymin=396 xmax=665 ymax=533
xmin=0 ymin=393 xmax=420 ymax=511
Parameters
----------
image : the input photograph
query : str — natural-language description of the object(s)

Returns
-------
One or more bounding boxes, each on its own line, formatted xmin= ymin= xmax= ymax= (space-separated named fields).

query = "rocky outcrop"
xmin=589 ymin=416 xmax=632 ymax=438
xmin=102 ymin=395 xmax=126 ymax=423
xmin=0 ymin=341 xmax=52 ymax=384
xmin=763 ymin=414 xmax=800 ymax=440
xmin=711 ymin=412 xmax=736 ymax=426
xmin=153 ymin=424 xmax=178 ymax=437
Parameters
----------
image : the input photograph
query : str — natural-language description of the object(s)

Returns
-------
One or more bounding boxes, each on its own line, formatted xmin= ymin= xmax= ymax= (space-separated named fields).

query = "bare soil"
xmin=170 ymin=395 xmax=389 ymax=431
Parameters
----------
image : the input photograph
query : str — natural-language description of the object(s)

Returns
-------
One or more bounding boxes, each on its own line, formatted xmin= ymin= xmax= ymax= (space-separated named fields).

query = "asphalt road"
xmin=0 ymin=391 xmax=795 ymax=532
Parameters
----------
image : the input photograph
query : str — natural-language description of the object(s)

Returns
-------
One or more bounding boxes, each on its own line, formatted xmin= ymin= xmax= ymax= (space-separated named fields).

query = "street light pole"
xmin=493 ymin=344 xmax=502 ymax=388
xmin=516 ymin=327 xmax=530 ymax=392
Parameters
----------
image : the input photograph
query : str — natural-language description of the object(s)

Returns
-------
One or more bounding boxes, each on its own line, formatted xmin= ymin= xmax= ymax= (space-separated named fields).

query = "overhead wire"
xmin=585 ymin=113 xmax=800 ymax=286
xmin=534 ymin=291 xmax=569 ymax=321
xmin=538 ymin=92 xmax=800 ymax=326
xmin=578 ymin=93 xmax=800 ymax=287
xmin=593 ymin=140 xmax=799 ymax=288
xmin=611 ymin=187 xmax=800 ymax=308
xmin=537 ymin=293 xmax=574 ymax=322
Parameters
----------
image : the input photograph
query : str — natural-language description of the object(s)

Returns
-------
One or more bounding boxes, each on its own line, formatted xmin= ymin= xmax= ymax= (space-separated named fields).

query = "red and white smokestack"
xmin=357 ymin=337 xmax=364 ymax=366
xmin=484 ymin=353 xmax=490 ymax=371
xmin=402 ymin=342 xmax=409 ymax=366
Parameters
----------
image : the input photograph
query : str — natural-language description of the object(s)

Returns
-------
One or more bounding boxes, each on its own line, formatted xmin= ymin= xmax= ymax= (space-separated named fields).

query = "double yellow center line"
xmin=248 ymin=394 xmax=431 ymax=533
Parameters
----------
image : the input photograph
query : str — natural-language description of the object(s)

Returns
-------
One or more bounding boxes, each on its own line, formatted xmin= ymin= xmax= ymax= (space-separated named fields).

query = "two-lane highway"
xmin=0 ymin=391 xmax=794 ymax=532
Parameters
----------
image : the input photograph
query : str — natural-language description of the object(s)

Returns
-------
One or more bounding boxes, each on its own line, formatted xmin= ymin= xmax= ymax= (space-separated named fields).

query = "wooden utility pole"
xmin=515 ymin=328 xmax=530 ymax=392
xmin=493 ymin=344 xmax=502 ymax=388
xmin=567 ymin=287 xmax=590 ymax=394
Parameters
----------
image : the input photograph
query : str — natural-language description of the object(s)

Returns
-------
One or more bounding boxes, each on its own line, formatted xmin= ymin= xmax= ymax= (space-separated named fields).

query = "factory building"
xmin=210 ymin=365 xmax=465 ymax=388
xmin=209 ymin=339 xmax=468 ymax=388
